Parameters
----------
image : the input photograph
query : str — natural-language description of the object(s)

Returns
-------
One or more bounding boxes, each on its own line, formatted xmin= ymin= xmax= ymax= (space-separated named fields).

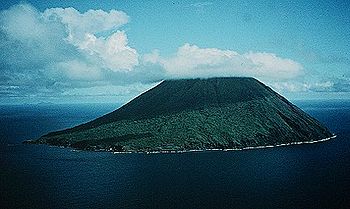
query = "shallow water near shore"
xmin=1 ymin=101 xmax=350 ymax=209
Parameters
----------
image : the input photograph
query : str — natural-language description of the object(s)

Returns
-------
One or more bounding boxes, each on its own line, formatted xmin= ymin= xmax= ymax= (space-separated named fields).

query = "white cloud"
xmin=43 ymin=7 xmax=138 ymax=71
xmin=43 ymin=7 xmax=129 ymax=41
xmin=0 ymin=3 xmax=140 ymax=91
xmin=268 ymin=81 xmax=311 ymax=93
xmin=80 ymin=31 xmax=138 ymax=71
xmin=268 ymin=81 xmax=335 ymax=93
xmin=149 ymin=43 xmax=303 ymax=80
xmin=244 ymin=52 xmax=303 ymax=79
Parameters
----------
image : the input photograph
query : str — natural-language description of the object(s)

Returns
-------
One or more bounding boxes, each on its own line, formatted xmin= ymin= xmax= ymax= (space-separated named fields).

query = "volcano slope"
xmin=30 ymin=77 xmax=333 ymax=152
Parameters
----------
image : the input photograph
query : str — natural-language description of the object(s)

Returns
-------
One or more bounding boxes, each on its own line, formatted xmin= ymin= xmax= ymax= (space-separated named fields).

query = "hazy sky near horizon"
xmin=0 ymin=0 xmax=349 ymax=104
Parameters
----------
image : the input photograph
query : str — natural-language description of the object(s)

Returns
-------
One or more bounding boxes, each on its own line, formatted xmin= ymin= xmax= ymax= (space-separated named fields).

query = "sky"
xmin=0 ymin=0 xmax=349 ymax=104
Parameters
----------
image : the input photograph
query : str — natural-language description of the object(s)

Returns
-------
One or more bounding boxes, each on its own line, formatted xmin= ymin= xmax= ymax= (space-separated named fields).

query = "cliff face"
xmin=33 ymin=77 xmax=333 ymax=152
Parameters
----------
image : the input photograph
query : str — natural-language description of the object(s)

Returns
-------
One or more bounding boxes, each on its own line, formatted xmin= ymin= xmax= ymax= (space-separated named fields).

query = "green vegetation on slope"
xmin=34 ymin=86 xmax=332 ymax=152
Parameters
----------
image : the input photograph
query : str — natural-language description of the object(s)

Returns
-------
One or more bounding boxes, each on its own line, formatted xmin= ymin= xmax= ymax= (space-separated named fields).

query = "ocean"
xmin=0 ymin=101 xmax=349 ymax=209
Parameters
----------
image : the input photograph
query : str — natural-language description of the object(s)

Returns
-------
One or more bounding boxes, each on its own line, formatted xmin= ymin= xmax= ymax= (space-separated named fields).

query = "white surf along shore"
xmin=111 ymin=135 xmax=337 ymax=154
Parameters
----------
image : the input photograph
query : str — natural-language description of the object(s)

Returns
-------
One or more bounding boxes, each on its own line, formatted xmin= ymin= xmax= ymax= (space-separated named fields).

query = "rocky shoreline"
xmin=24 ymin=135 xmax=337 ymax=154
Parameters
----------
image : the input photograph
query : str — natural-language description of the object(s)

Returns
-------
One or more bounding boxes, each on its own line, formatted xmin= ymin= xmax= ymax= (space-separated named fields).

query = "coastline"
xmin=23 ymin=135 xmax=337 ymax=154
xmin=112 ymin=135 xmax=337 ymax=154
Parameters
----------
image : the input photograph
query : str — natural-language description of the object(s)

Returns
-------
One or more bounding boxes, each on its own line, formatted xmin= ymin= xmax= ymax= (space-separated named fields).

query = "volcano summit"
xmin=29 ymin=77 xmax=333 ymax=152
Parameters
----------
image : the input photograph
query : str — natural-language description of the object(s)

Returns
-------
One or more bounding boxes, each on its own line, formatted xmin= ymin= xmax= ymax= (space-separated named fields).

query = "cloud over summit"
xmin=156 ymin=43 xmax=303 ymax=80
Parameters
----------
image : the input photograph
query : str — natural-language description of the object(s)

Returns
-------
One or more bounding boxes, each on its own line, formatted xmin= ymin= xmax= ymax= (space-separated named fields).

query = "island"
xmin=25 ymin=77 xmax=334 ymax=153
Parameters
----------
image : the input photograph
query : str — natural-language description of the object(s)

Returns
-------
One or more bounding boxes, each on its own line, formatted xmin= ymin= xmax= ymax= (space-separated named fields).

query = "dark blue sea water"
xmin=1 ymin=101 xmax=349 ymax=209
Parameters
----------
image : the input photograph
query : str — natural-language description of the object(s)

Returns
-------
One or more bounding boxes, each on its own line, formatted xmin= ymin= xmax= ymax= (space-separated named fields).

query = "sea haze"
xmin=1 ymin=100 xmax=349 ymax=209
